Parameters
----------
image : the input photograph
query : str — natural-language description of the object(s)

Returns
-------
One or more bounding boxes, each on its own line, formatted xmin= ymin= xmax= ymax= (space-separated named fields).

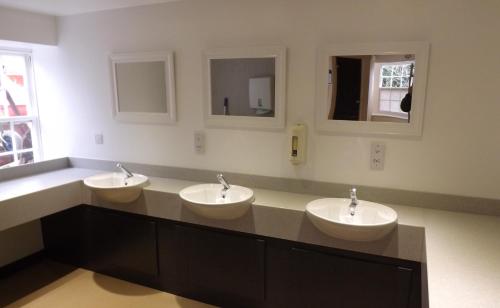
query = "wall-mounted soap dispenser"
xmin=289 ymin=124 xmax=307 ymax=165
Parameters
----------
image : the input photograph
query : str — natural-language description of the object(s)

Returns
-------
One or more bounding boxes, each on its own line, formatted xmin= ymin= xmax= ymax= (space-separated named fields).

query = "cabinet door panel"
xmin=157 ymin=222 xmax=179 ymax=292
xmin=177 ymin=225 xmax=266 ymax=306
xmin=267 ymin=243 xmax=413 ymax=308
xmin=41 ymin=206 xmax=89 ymax=267
xmin=87 ymin=208 xmax=158 ymax=283
xmin=291 ymin=247 xmax=413 ymax=308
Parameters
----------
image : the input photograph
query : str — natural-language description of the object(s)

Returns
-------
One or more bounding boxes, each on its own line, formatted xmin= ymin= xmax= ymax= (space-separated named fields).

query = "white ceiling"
xmin=0 ymin=0 xmax=180 ymax=16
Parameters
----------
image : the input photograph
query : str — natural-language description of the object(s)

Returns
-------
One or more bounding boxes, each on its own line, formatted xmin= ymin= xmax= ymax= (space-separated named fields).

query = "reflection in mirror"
xmin=110 ymin=51 xmax=176 ymax=124
xmin=115 ymin=61 xmax=167 ymax=113
xmin=315 ymin=42 xmax=429 ymax=137
xmin=329 ymin=54 xmax=415 ymax=123
xmin=210 ymin=58 xmax=275 ymax=117
xmin=203 ymin=46 xmax=286 ymax=130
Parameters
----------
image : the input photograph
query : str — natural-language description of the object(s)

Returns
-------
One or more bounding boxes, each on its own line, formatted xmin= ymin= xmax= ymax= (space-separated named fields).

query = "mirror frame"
xmin=315 ymin=42 xmax=429 ymax=137
xmin=203 ymin=46 xmax=287 ymax=130
xmin=110 ymin=51 xmax=176 ymax=124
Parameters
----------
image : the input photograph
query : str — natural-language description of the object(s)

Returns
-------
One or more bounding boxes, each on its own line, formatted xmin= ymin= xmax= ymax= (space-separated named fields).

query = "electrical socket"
xmin=194 ymin=131 xmax=205 ymax=154
xmin=370 ymin=142 xmax=385 ymax=170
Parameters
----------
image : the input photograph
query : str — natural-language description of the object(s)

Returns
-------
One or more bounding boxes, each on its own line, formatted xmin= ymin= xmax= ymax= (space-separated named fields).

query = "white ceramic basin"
xmin=179 ymin=184 xmax=254 ymax=220
xmin=83 ymin=172 xmax=149 ymax=203
xmin=306 ymin=198 xmax=398 ymax=241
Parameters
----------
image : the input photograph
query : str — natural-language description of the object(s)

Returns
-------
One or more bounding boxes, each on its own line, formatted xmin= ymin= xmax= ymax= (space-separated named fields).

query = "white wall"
xmin=35 ymin=0 xmax=500 ymax=200
xmin=0 ymin=6 xmax=57 ymax=45
xmin=0 ymin=220 xmax=43 ymax=266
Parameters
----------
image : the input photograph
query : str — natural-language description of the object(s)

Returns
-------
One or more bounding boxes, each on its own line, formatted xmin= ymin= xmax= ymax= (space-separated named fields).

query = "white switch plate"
xmin=370 ymin=142 xmax=385 ymax=170
xmin=194 ymin=131 xmax=205 ymax=154
xmin=94 ymin=133 xmax=104 ymax=145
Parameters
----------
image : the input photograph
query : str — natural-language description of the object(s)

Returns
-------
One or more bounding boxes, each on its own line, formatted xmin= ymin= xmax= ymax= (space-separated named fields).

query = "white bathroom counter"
xmin=0 ymin=168 xmax=499 ymax=308
xmin=0 ymin=168 xmax=100 ymax=203
xmin=0 ymin=168 xmax=102 ymax=231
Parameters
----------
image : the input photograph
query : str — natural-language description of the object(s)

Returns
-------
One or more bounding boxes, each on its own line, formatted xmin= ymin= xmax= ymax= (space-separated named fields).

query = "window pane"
xmin=0 ymin=55 xmax=30 ymax=117
xmin=403 ymin=64 xmax=412 ymax=76
xmin=402 ymin=77 xmax=410 ymax=88
xmin=381 ymin=66 xmax=392 ymax=76
xmin=18 ymin=151 xmax=33 ymax=165
xmin=0 ymin=154 xmax=14 ymax=168
xmin=389 ymin=90 xmax=398 ymax=101
xmin=14 ymin=121 xmax=32 ymax=150
xmin=381 ymin=77 xmax=391 ymax=87
xmin=392 ymin=65 xmax=403 ymax=76
xmin=380 ymin=89 xmax=390 ymax=100
xmin=392 ymin=77 xmax=401 ymax=88
xmin=0 ymin=122 xmax=11 ymax=153
xmin=390 ymin=101 xmax=402 ymax=113
xmin=379 ymin=100 xmax=390 ymax=111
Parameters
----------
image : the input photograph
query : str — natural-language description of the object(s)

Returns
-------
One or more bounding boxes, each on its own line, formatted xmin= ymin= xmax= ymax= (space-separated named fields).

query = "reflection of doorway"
xmin=329 ymin=56 xmax=370 ymax=121
xmin=333 ymin=57 xmax=360 ymax=120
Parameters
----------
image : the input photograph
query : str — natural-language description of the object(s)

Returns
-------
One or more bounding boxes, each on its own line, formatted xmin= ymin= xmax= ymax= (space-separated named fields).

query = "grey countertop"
xmin=0 ymin=167 xmax=499 ymax=308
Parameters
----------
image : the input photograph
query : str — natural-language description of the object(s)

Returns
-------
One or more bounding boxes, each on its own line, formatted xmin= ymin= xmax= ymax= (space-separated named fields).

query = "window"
xmin=380 ymin=63 xmax=413 ymax=89
xmin=0 ymin=51 xmax=40 ymax=168
xmin=378 ymin=61 xmax=414 ymax=116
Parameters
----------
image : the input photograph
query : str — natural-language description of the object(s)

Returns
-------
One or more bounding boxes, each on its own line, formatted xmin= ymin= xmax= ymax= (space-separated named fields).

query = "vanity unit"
xmin=41 ymin=204 xmax=424 ymax=308
xmin=0 ymin=160 xmax=432 ymax=307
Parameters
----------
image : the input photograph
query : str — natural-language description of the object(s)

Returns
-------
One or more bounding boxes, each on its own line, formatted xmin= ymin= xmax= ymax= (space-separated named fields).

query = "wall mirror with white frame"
xmin=110 ymin=51 xmax=176 ymax=124
xmin=315 ymin=42 xmax=429 ymax=137
xmin=203 ymin=46 xmax=286 ymax=130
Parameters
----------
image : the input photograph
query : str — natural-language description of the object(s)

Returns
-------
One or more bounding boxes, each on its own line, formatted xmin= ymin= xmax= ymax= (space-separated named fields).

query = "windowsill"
xmin=370 ymin=112 xmax=408 ymax=120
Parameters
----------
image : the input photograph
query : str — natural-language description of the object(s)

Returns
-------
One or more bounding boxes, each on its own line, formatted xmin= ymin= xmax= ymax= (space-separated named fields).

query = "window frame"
xmin=379 ymin=62 xmax=413 ymax=89
xmin=0 ymin=49 xmax=42 ymax=168
xmin=371 ymin=60 xmax=415 ymax=119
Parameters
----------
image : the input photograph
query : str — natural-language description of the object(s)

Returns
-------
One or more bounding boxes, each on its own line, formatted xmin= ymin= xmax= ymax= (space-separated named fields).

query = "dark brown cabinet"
xmin=86 ymin=208 xmax=159 ymax=285
xmin=42 ymin=206 xmax=159 ymax=287
xmin=42 ymin=205 xmax=424 ymax=308
xmin=266 ymin=241 xmax=416 ymax=308
xmin=42 ymin=206 xmax=90 ymax=267
xmin=165 ymin=224 xmax=266 ymax=307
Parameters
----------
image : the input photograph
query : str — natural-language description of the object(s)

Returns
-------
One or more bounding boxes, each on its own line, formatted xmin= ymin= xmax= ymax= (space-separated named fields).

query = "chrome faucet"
xmin=116 ymin=163 xmax=133 ymax=179
xmin=349 ymin=188 xmax=358 ymax=216
xmin=217 ymin=173 xmax=230 ymax=198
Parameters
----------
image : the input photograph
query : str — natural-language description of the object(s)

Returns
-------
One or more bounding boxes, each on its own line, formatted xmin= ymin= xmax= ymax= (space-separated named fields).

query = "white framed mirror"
xmin=315 ymin=42 xmax=429 ymax=137
xmin=110 ymin=51 xmax=176 ymax=124
xmin=203 ymin=46 xmax=286 ymax=130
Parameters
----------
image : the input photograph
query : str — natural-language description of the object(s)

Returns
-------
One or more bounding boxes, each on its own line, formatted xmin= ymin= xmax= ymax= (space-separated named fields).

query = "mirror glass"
xmin=203 ymin=46 xmax=286 ymax=130
xmin=210 ymin=57 xmax=276 ymax=117
xmin=115 ymin=61 xmax=167 ymax=113
xmin=110 ymin=51 xmax=176 ymax=124
xmin=328 ymin=54 xmax=415 ymax=123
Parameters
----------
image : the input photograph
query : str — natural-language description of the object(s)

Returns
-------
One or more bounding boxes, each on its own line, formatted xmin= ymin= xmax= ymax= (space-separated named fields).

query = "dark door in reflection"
xmin=333 ymin=57 xmax=361 ymax=121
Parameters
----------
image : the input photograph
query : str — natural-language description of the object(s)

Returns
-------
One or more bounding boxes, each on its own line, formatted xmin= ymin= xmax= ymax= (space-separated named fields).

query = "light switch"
xmin=194 ymin=131 xmax=205 ymax=154
xmin=370 ymin=142 xmax=385 ymax=170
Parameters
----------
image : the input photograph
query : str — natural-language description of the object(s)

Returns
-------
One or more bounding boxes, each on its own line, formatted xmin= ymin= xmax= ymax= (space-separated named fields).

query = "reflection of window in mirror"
xmin=370 ymin=55 xmax=415 ymax=123
xmin=210 ymin=58 xmax=275 ymax=117
xmin=328 ymin=54 xmax=415 ymax=124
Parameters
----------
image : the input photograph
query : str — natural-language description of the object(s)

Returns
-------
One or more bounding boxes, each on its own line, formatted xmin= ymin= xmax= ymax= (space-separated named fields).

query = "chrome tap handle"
xmin=349 ymin=188 xmax=358 ymax=216
xmin=116 ymin=163 xmax=133 ymax=178
xmin=217 ymin=173 xmax=231 ymax=190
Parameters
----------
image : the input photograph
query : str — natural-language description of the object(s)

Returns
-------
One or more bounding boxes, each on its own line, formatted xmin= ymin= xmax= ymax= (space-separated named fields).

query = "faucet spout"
xmin=217 ymin=173 xmax=230 ymax=198
xmin=349 ymin=187 xmax=358 ymax=216
xmin=116 ymin=163 xmax=133 ymax=179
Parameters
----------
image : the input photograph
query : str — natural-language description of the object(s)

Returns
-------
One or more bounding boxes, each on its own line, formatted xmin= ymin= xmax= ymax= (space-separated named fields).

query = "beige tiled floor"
xmin=4 ymin=266 xmax=215 ymax=308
